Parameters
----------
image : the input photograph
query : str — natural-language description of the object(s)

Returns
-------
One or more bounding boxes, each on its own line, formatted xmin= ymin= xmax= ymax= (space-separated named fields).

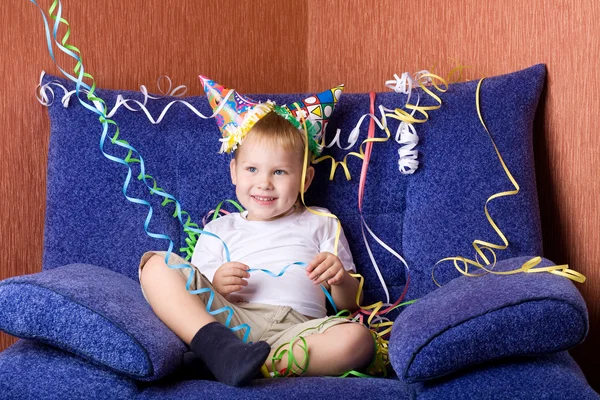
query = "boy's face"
xmin=230 ymin=135 xmax=314 ymax=221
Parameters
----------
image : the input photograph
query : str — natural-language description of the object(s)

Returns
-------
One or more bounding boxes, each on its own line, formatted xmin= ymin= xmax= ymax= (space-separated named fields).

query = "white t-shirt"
xmin=191 ymin=207 xmax=356 ymax=318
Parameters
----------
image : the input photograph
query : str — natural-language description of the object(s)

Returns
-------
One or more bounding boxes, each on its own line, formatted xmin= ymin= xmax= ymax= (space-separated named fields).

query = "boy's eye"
xmin=274 ymin=170 xmax=286 ymax=175
xmin=247 ymin=167 xmax=257 ymax=173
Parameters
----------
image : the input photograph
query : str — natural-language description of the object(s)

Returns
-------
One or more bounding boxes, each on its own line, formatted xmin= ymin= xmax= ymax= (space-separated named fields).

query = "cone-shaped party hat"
xmin=200 ymin=75 xmax=344 ymax=156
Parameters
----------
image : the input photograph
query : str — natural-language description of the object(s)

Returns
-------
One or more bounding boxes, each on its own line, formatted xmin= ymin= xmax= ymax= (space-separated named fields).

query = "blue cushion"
xmin=0 ymin=340 xmax=138 ymax=400
xmin=389 ymin=257 xmax=588 ymax=382
xmin=0 ymin=264 xmax=187 ymax=380
xmin=137 ymin=375 xmax=409 ymax=400
xmin=400 ymin=65 xmax=546 ymax=298
xmin=414 ymin=352 xmax=599 ymax=400
xmin=41 ymin=64 xmax=546 ymax=305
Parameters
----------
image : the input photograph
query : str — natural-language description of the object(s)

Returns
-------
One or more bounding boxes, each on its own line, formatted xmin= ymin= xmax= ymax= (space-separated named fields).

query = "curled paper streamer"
xmin=385 ymin=71 xmax=428 ymax=174
xmin=36 ymin=70 xmax=229 ymax=124
xmin=396 ymin=122 xmax=419 ymax=174
xmin=247 ymin=262 xmax=339 ymax=314
xmin=432 ymin=79 xmax=586 ymax=286
xmin=36 ymin=71 xmax=188 ymax=108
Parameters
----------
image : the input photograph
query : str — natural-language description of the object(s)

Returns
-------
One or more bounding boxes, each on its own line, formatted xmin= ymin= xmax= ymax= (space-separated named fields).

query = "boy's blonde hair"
xmin=235 ymin=111 xmax=308 ymax=162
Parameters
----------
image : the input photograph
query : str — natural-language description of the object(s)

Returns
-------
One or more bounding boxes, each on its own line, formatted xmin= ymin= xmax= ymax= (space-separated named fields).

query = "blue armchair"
xmin=0 ymin=64 xmax=597 ymax=399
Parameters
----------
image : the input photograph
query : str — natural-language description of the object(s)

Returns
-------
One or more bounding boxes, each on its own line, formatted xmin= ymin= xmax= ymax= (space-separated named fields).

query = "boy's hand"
xmin=306 ymin=252 xmax=346 ymax=288
xmin=212 ymin=262 xmax=250 ymax=296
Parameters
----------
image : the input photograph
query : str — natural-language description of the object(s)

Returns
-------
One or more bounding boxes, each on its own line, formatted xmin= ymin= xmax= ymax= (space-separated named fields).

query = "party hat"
xmin=200 ymin=75 xmax=344 ymax=156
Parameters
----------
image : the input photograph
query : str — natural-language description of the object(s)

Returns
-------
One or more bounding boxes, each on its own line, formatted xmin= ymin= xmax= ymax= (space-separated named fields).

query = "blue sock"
xmin=189 ymin=321 xmax=270 ymax=386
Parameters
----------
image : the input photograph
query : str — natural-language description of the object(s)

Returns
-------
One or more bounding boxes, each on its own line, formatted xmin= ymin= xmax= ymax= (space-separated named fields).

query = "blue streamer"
xmin=248 ymin=262 xmax=338 ymax=314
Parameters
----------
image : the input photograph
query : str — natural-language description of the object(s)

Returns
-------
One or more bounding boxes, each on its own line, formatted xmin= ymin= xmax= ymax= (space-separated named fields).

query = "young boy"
xmin=138 ymin=78 xmax=373 ymax=387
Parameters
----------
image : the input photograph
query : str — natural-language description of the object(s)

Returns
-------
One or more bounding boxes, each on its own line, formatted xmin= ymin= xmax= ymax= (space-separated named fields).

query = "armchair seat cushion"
xmin=0 ymin=340 xmax=138 ymax=400
xmin=0 ymin=264 xmax=187 ymax=380
xmin=414 ymin=351 xmax=599 ymax=400
xmin=137 ymin=375 xmax=409 ymax=400
xmin=389 ymin=257 xmax=588 ymax=382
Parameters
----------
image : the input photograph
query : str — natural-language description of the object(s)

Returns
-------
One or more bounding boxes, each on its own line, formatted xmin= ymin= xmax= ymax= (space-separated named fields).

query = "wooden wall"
xmin=1 ymin=0 xmax=598 ymax=391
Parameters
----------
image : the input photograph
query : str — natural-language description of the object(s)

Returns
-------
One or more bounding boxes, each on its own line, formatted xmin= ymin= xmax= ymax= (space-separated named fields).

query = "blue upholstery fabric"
xmin=414 ymin=352 xmax=599 ymax=400
xmin=400 ymin=67 xmax=546 ymax=299
xmin=0 ymin=264 xmax=186 ymax=380
xmin=137 ymin=376 xmax=409 ymax=400
xmin=0 ymin=340 xmax=138 ymax=400
xmin=1 ymin=341 xmax=595 ymax=399
xmin=389 ymin=257 xmax=589 ymax=382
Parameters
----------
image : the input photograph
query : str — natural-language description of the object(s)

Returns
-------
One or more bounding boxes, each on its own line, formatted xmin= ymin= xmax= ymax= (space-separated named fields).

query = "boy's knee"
xmin=319 ymin=323 xmax=374 ymax=372
xmin=330 ymin=323 xmax=374 ymax=361
xmin=140 ymin=254 xmax=167 ymax=285
xmin=347 ymin=324 xmax=374 ymax=369
xmin=350 ymin=324 xmax=374 ymax=351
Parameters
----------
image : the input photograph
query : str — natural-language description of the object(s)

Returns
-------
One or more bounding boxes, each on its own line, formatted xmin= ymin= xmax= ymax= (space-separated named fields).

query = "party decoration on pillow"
xmin=200 ymin=75 xmax=344 ymax=157
xmin=312 ymin=72 xmax=448 ymax=180
xmin=432 ymin=79 xmax=586 ymax=286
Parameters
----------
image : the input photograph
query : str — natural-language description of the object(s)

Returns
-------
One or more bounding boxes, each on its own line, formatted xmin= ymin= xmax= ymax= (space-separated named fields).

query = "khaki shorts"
xmin=138 ymin=251 xmax=355 ymax=350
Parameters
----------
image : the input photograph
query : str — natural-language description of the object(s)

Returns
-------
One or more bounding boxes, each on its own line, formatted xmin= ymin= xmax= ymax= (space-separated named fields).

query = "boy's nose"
xmin=257 ymin=174 xmax=273 ymax=190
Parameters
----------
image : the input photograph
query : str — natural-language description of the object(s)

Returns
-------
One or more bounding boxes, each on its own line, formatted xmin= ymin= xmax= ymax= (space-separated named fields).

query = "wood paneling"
xmin=2 ymin=0 xmax=598 ymax=391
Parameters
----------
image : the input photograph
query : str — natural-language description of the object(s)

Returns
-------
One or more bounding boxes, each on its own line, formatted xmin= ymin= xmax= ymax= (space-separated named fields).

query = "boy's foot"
xmin=190 ymin=321 xmax=271 ymax=386
xmin=180 ymin=351 xmax=214 ymax=380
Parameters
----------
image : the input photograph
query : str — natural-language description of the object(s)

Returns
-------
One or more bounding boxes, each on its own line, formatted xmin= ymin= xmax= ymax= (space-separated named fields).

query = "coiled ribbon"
xmin=432 ymin=78 xmax=586 ymax=286
xmin=314 ymin=72 xmax=447 ymax=180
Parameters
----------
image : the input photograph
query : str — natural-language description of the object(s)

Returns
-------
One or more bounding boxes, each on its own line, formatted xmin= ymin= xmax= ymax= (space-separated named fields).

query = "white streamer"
xmin=35 ymin=70 xmax=234 ymax=124
xmin=321 ymin=70 xmax=427 ymax=176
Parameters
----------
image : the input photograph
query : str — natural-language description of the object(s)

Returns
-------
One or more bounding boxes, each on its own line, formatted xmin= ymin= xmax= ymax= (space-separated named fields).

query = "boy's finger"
xmin=230 ymin=262 xmax=250 ymax=270
xmin=307 ymin=260 xmax=329 ymax=280
xmin=328 ymin=269 xmax=345 ymax=285
xmin=313 ymin=263 xmax=336 ymax=285
xmin=227 ymin=265 xmax=251 ymax=278
xmin=223 ymin=284 xmax=244 ymax=294
xmin=314 ymin=269 xmax=331 ymax=285
xmin=306 ymin=253 xmax=327 ymax=272
xmin=224 ymin=276 xmax=248 ymax=286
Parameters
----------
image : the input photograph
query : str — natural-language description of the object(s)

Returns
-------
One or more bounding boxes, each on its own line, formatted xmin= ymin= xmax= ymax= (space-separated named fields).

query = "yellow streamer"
xmin=433 ymin=79 xmax=586 ymax=286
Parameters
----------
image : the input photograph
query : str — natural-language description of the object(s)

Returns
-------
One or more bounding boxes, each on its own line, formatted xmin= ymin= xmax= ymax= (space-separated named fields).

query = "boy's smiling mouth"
xmin=251 ymin=195 xmax=277 ymax=204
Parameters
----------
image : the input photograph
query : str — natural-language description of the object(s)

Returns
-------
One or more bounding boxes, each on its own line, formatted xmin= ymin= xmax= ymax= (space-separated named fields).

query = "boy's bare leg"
xmin=140 ymin=254 xmax=270 ymax=386
xmin=140 ymin=254 xmax=216 ymax=344
xmin=268 ymin=323 xmax=374 ymax=376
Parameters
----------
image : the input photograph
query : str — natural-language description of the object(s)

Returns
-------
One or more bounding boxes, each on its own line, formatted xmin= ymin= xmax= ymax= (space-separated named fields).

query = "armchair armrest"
xmin=389 ymin=256 xmax=588 ymax=383
xmin=0 ymin=264 xmax=187 ymax=381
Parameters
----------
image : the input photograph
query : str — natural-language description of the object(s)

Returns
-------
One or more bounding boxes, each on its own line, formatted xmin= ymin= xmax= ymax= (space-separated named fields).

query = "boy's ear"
xmin=230 ymin=158 xmax=237 ymax=185
xmin=302 ymin=165 xmax=315 ymax=192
